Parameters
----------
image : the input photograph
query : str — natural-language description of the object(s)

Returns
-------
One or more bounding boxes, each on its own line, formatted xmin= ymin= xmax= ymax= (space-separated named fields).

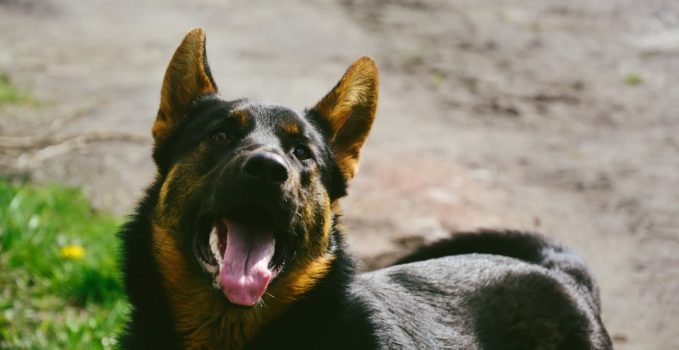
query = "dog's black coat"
xmin=119 ymin=181 xmax=180 ymax=349
xmin=119 ymin=29 xmax=612 ymax=349
xmin=122 ymin=203 xmax=612 ymax=349
xmin=252 ymin=230 xmax=612 ymax=350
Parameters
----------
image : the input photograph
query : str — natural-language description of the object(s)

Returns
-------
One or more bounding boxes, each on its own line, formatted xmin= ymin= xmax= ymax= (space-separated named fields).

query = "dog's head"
xmin=150 ymin=28 xmax=378 ymax=308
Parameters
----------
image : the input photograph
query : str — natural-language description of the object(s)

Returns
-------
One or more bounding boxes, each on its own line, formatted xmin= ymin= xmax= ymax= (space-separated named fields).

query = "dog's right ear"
xmin=152 ymin=28 xmax=218 ymax=145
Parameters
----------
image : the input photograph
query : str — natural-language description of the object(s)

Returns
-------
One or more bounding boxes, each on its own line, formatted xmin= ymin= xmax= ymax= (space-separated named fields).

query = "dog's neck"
xmin=151 ymin=224 xmax=338 ymax=350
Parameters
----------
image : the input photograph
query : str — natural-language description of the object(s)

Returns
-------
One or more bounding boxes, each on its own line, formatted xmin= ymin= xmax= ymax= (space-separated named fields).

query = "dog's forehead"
xmin=188 ymin=97 xmax=318 ymax=142
xmin=231 ymin=100 xmax=305 ymax=130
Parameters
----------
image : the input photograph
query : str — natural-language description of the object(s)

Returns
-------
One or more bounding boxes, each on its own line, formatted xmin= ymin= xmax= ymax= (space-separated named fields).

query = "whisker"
xmin=257 ymin=299 xmax=268 ymax=308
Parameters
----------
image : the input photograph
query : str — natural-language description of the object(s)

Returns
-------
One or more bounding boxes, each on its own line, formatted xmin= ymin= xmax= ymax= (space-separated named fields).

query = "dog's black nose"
xmin=242 ymin=152 xmax=289 ymax=184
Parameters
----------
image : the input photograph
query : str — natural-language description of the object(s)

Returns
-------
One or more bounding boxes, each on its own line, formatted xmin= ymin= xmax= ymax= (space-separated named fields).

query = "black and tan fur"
xmin=119 ymin=28 xmax=612 ymax=349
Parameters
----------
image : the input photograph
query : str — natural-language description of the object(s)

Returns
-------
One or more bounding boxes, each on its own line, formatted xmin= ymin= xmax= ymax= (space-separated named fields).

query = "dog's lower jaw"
xmin=151 ymin=223 xmax=336 ymax=349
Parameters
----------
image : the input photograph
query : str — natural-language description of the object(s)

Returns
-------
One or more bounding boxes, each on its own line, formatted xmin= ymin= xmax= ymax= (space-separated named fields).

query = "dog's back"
xmin=352 ymin=231 xmax=612 ymax=349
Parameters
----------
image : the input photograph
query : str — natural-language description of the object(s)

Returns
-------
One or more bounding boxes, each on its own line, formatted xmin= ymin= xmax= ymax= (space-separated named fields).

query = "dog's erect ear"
xmin=152 ymin=28 xmax=218 ymax=144
xmin=311 ymin=57 xmax=378 ymax=180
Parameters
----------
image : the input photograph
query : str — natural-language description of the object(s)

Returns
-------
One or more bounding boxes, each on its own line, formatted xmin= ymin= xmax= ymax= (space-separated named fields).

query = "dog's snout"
xmin=242 ymin=152 xmax=289 ymax=184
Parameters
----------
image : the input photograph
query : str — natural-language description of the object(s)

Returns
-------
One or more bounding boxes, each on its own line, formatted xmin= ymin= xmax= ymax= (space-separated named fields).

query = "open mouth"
xmin=194 ymin=206 xmax=288 ymax=306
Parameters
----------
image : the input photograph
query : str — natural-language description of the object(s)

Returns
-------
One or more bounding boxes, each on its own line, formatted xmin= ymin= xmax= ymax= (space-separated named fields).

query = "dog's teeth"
xmin=199 ymin=257 xmax=218 ymax=274
xmin=209 ymin=226 xmax=222 ymax=261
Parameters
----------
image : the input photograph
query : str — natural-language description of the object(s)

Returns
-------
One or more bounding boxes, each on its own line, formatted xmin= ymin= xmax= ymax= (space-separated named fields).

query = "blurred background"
xmin=1 ymin=0 xmax=678 ymax=348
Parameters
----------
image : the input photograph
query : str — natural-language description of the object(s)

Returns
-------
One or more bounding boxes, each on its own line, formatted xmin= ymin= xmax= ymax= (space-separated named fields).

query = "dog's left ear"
xmin=311 ymin=57 xmax=379 ymax=180
xmin=152 ymin=28 xmax=218 ymax=144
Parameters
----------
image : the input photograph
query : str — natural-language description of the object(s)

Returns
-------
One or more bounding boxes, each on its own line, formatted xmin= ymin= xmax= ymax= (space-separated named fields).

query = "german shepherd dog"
xmin=119 ymin=28 xmax=612 ymax=349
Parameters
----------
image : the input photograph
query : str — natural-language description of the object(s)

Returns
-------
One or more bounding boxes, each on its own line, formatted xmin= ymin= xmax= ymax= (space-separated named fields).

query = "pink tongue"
xmin=218 ymin=219 xmax=275 ymax=306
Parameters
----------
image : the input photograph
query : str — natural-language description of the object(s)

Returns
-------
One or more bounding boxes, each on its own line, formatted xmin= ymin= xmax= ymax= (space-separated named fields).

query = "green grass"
xmin=0 ymin=74 xmax=35 ymax=106
xmin=0 ymin=178 xmax=129 ymax=349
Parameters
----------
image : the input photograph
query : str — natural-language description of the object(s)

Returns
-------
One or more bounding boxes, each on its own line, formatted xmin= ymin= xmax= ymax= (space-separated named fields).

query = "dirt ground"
xmin=1 ymin=0 xmax=677 ymax=348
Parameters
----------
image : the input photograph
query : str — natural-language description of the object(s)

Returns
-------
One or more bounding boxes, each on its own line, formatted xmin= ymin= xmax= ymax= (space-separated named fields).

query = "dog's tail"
xmin=392 ymin=230 xmax=600 ymax=310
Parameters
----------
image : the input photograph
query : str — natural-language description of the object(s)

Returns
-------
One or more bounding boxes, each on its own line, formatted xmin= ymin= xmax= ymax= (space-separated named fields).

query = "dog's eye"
xmin=211 ymin=131 xmax=232 ymax=144
xmin=293 ymin=145 xmax=312 ymax=160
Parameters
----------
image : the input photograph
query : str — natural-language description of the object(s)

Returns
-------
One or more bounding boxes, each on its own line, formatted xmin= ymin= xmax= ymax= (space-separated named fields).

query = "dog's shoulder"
xmin=350 ymin=231 xmax=612 ymax=350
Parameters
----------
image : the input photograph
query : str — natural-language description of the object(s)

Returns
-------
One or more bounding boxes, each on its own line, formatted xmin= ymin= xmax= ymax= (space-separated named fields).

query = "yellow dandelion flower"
xmin=60 ymin=244 xmax=85 ymax=260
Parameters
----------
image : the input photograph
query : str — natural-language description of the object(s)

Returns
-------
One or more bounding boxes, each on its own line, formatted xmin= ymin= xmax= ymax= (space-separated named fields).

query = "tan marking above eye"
xmin=279 ymin=122 xmax=300 ymax=135
xmin=231 ymin=109 xmax=249 ymax=127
